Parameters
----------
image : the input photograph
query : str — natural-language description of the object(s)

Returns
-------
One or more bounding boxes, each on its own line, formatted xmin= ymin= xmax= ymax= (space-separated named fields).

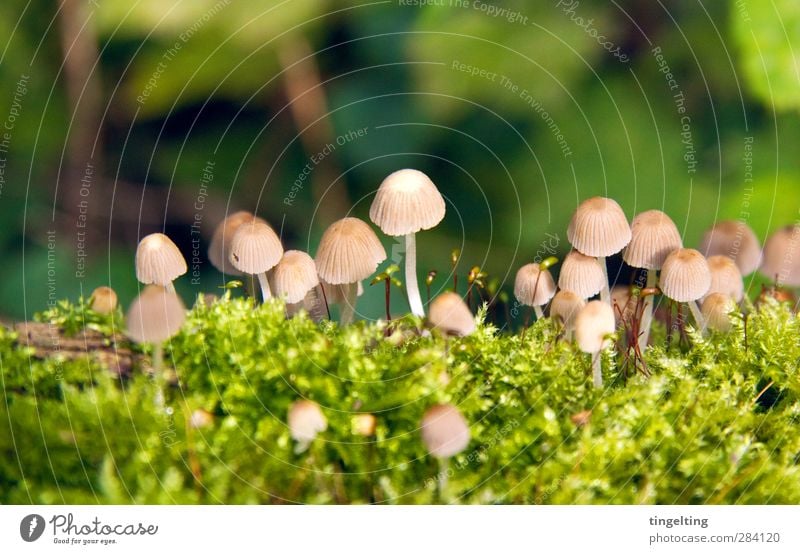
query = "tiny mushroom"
xmin=89 ymin=286 xmax=118 ymax=315
xmin=272 ymin=250 xmax=324 ymax=319
xmin=623 ymin=210 xmax=683 ymax=351
xmin=315 ymin=217 xmax=387 ymax=325
xmin=428 ymin=291 xmax=476 ymax=337
xmin=567 ymin=197 xmax=631 ymax=305
xmin=699 ymin=220 xmax=762 ymax=276
xmin=135 ymin=233 xmax=187 ymax=293
xmin=702 ymin=293 xmax=737 ymax=333
xmin=659 ymin=248 xmax=711 ymax=330
xmin=126 ymin=284 xmax=186 ymax=373
xmin=421 ymin=403 xmax=471 ymax=459
xmin=369 ymin=169 xmax=446 ymax=317
xmin=759 ymin=225 xmax=800 ymax=287
xmin=575 ymin=300 xmax=616 ymax=388
xmin=549 ymin=290 xmax=586 ymax=338
xmin=208 ymin=211 xmax=266 ymax=276
xmin=514 ymin=262 xmax=557 ymax=319
xmin=229 ymin=221 xmax=284 ymax=302
xmin=706 ymin=255 xmax=744 ymax=302
xmin=558 ymin=250 xmax=606 ymax=300
xmin=287 ymin=400 xmax=327 ymax=453
xmin=353 ymin=414 xmax=377 ymax=437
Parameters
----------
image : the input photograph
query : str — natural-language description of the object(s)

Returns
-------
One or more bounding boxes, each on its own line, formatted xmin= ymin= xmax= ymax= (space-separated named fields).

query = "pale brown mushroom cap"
xmin=557 ymin=251 xmax=606 ymax=299
xmin=623 ymin=210 xmax=683 ymax=270
xmin=549 ymin=290 xmax=586 ymax=331
xmin=126 ymin=285 xmax=186 ymax=344
xmin=706 ymin=255 xmax=744 ymax=302
xmin=89 ymin=286 xmax=118 ymax=315
xmin=353 ymin=414 xmax=377 ymax=437
xmin=135 ymin=233 xmax=188 ymax=286
xmin=699 ymin=220 xmax=761 ymax=276
xmin=369 ymin=169 xmax=446 ymax=236
xmin=567 ymin=197 xmax=632 ymax=257
xmin=514 ymin=263 xmax=557 ymax=307
xmin=208 ymin=211 xmax=266 ymax=275
xmin=659 ymin=248 xmax=711 ymax=302
xmin=272 ymin=250 xmax=320 ymax=304
xmin=229 ymin=221 xmax=283 ymax=275
xmin=421 ymin=404 xmax=471 ymax=459
xmin=287 ymin=400 xmax=328 ymax=443
xmin=574 ymin=300 xmax=616 ymax=353
xmin=702 ymin=292 xmax=737 ymax=332
xmin=320 ymin=279 xmax=364 ymax=304
xmin=428 ymin=291 xmax=476 ymax=336
xmin=759 ymin=225 xmax=800 ymax=286
xmin=315 ymin=217 xmax=387 ymax=285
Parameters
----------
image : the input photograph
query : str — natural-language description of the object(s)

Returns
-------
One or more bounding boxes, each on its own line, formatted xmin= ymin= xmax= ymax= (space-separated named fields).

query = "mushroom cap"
xmin=610 ymin=285 xmax=635 ymax=324
xmin=549 ymin=290 xmax=586 ymax=331
xmin=208 ymin=211 xmax=266 ymax=276
xmin=557 ymin=251 xmax=606 ymax=299
xmin=135 ymin=233 xmax=188 ymax=286
xmin=567 ymin=197 xmax=632 ymax=257
xmin=702 ymin=292 xmax=736 ymax=333
xmin=514 ymin=263 xmax=557 ymax=307
xmin=659 ymin=248 xmax=711 ymax=302
xmin=574 ymin=300 xmax=616 ymax=354
xmin=428 ymin=291 xmax=476 ymax=336
xmin=369 ymin=169 xmax=446 ymax=236
xmin=623 ymin=210 xmax=683 ymax=270
xmin=320 ymin=279 xmax=364 ymax=304
xmin=272 ymin=250 xmax=320 ymax=304
xmin=706 ymin=255 xmax=744 ymax=302
xmin=315 ymin=217 xmax=387 ymax=285
xmin=287 ymin=400 xmax=327 ymax=443
xmin=420 ymin=404 xmax=471 ymax=459
xmin=125 ymin=285 xmax=186 ymax=344
xmin=699 ymin=220 xmax=761 ymax=276
xmin=353 ymin=414 xmax=377 ymax=437
xmin=89 ymin=286 xmax=118 ymax=315
xmin=228 ymin=221 xmax=283 ymax=275
xmin=759 ymin=225 xmax=800 ymax=286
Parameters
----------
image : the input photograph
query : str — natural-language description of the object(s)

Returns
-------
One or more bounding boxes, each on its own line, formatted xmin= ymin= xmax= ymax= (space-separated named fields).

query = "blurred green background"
xmin=0 ymin=0 xmax=798 ymax=321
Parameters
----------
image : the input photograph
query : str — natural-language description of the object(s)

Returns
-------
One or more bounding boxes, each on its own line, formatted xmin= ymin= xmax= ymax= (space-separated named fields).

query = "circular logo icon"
xmin=20 ymin=514 xmax=45 ymax=542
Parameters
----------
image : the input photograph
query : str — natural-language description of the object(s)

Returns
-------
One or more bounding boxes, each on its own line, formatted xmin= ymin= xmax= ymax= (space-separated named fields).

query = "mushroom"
xmin=428 ymin=291 xmax=476 ymax=337
xmin=126 ymin=284 xmax=186 ymax=374
xmin=659 ymin=248 xmax=711 ymax=330
xmin=314 ymin=217 xmax=387 ymax=325
xmin=699 ymin=220 xmax=761 ymax=276
xmin=135 ymin=233 xmax=187 ymax=293
xmin=706 ymin=255 xmax=744 ymax=302
xmin=549 ymin=290 xmax=586 ymax=339
xmin=701 ymin=293 xmax=737 ymax=333
xmin=421 ymin=403 xmax=470 ymax=501
xmin=759 ymin=225 xmax=800 ymax=287
xmin=610 ymin=285 xmax=636 ymax=325
xmin=575 ymin=300 xmax=616 ymax=388
xmin=353 ymin=414 xmax=377 ymax=437
xmin=287 ymin=400 xmax=327 ymax=453
xmin=272 ymin=250 xmax=325 ymax=320
xmin=208 ymin=211 xmax=266 ymax=276
xmin=567 ymin=197 xmax=631 ymax=305
xmin=369 ymin=169 xmax=446 ymax=317
xmin=623 ymin=210 xmax=683 ymax=351
xmin=89 ymin=286 xmax=118 ymax=315
xmin=229 ymin=221 xmax=284 ymax=302
xmin=558 ymin=250 xmax=606 ymax=300
xmin=513 ymin=263 xmax=557 ymax=319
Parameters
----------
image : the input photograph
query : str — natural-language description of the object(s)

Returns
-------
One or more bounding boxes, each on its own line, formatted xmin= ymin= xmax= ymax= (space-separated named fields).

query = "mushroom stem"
xmin=598 ymin=256 xmax=611 ymax=304
xmin=165 ymin=282 xmax=176 ymax=294
xmin=533 ymin=305 xmax=544 ymax=320
xmin=638 ymin=270 xmax=657 ymax=351
xmin=437 ymin=457 xmax=450 ymax=503
xmin=687 ymin=300 xmax=706 ymax=331
xmin=592 ymin=351 xmax=603 ymax=388
xmin=152 ymin=341 xmax=164 ymax=374
xmin=339 ymin=282 xmax=357 ymax=325
xmin=404 ymin=233 xmax=425 ymax=317
xmin=257 ymin=272 xmax=272 ymax=302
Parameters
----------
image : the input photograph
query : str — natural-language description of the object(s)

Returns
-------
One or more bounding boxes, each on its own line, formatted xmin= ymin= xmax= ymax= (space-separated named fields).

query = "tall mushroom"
xmin=208 ymin=211 xmax=266 ymax=276
xmin=369 ymin=169 xmax=446 ymax=317
xmin=622 ymin=210 xmax=682 ymax=351
xmin=567 ymin=197 xmax=631 ymax=305
xmin=135 ymin=233 xmax=187 ymax=293
xmin=659 ymin=248 xmax=711 ymax=330
xmin=272 ymin=250 xmax=324 ymax=320
xmin=229 ymin=221 xmax=284 ymax=302
xmin=314 ymin=217 xmax=387 ymax=325
xmin=420 ymin=403 xmax=470 ymax=501
xmin=558 ymin=250 xmax=606 ymax=300
xmin=514 ymin=262 xmax=557 ymax=319
xmin=575 ymin=300 xmax=616 ymax=388
xmin=126 ymin=284 xmax=186 ymax=374
xmin=699 ymin=220 xmax=761 ymax=276
xmin=759 ymin=225 xmax=800 ymax=287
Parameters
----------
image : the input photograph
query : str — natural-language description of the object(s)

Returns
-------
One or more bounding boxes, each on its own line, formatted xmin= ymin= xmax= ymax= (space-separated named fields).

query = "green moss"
xmin=1 ymin=294 xmax=799 ymax=504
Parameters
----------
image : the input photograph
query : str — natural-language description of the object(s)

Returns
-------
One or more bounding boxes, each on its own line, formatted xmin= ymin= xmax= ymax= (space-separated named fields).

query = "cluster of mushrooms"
xmin=80 ymin=168 xmax=799 ymax=472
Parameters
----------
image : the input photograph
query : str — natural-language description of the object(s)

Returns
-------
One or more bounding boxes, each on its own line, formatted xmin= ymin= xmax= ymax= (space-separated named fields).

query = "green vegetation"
xmin=2 ymin=294 xmax=799 ymax=504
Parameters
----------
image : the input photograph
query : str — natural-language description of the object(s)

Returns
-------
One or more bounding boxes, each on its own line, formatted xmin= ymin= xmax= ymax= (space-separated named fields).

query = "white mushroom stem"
xmin=638 ymin=270 xmax=657 ymax=351
xmin=598 ymin=256 xmax=611 ymax=304
xmin=152 ymin=342 xmax=164 ymax=373
xmin=438 ymin=457 xmax=450 ymax=503
xmin=257 ymin=272 xmax=272 ymax=302
xmin=339 ymin=282 xmax=358 ymax=325
xmin=165 ymin=282 xmax=176 ymax=294
xmin=592 ymin=351 xmax=603 ymax=388
xmin=405 ymin=233 xmax=425 ymax=317
xmin=687 ymin=300 xmax=706 ymax=331
xmin=533 ymin=305 xmax=544 ymax=320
